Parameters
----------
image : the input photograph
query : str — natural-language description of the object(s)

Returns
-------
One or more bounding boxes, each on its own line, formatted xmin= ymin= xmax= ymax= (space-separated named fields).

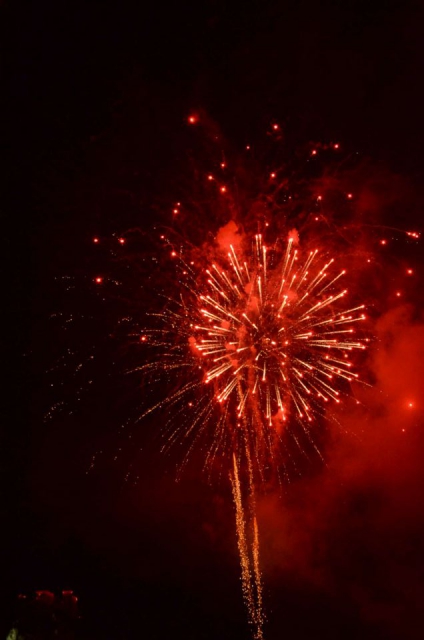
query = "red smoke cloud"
xmin=257 ymin=303 xmax=424 ymax=638
xmin=215 ymin=220 xmax=243 ymax=253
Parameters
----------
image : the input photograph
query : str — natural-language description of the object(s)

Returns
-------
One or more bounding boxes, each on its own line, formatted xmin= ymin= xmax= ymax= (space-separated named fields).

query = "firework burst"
xmin=137 ymin=223 xmax=367 ymax=639
xmin=140 ymin=230 xmax=366 ymax=483
xmin=71 ymin=121 xmax=401 ymax=639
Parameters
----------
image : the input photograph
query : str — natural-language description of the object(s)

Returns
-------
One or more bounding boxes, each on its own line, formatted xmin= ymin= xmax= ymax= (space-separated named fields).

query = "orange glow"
xmin=220 ymin=186 xmax=227 ymax=193
xmin=118 ymin=237 xmax=125 ymax=244
xmin=270 ymin=172 xmax=276 ymax=179
xmin=380 ymin=239 xmax=387 ymax=245
xmin=407 ymin=269 xmax=413 ymax=275
xmin=188 ymin=115 xmax=198 ymax=124
xmin=95 ymin=277 xmax=103 ymax=284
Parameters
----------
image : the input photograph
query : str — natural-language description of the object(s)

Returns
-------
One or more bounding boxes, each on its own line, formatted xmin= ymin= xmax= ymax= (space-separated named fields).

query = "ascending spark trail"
xmin=231 ymin=453 xmax=264 ymax=640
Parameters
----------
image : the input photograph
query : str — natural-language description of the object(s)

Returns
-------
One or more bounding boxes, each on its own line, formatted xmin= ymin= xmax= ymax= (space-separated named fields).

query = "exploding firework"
xmin=43 ymin=110 xmax=422 ymax=639
xmin=138 ymin=223 xmax=367 ymax=639
xmin=140 ymin=230 xmax=366 ymax=482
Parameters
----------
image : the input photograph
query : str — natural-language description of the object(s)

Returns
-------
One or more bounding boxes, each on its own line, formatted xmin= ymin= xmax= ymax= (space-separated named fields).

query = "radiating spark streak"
xmin=244 ymin=261 xmax=251 ymax=281
xmin=278 ymin=295 xmax=288 ymax=314
xmin=199 ymin=348 xmax=228 ymax=356
xmin=231 ymin=244 xmax=244 ymax=280
xmin=279 ymin=238 xmax=293 ymax=291
xmin=295 ymin=249 xmax=317 ymax=290
xmin=290 ymin=391 xmax=304 ymax=417
xmin=296 ymin=376 xmax=313 ymax=397
xmin=200 ymin=308 xmax=223 ymax=322
xmin=208 ymin=278 xmax=231 ymax=301
xmin=206 ymin=361 xmax=234 ymax=380
xmin=319 ymin=269 xmax=345 ymax=295
xmin=218 ymin=376 xmax=238 ymax=401
xmin=243 ymin=313 xmax=259 ymax=331
xmin=257 ymin=276 xmax=262 ymax=304
xmin=238 ymin=391 xmax=249 ymax=416
xmin=229 ymin=252 xmax=244 ymax=286
xmin=300 ymin=289 xmax=347 ymax=318
xmin=313 ymin=377 xmax=340 ymax=400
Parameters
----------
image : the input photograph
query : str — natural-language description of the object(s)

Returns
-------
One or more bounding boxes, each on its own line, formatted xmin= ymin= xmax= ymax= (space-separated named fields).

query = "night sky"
xmin=5 ymin=1 xmax=424 ymax=638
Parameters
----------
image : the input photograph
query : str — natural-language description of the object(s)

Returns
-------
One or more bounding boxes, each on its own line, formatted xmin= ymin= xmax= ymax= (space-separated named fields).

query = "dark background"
xmin=4 ymin=1 xmax=424 ymax=638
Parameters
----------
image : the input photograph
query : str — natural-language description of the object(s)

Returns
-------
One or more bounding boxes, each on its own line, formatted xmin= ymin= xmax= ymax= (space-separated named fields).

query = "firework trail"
xmin=231 ymin=453 xmax=264 ymax=640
